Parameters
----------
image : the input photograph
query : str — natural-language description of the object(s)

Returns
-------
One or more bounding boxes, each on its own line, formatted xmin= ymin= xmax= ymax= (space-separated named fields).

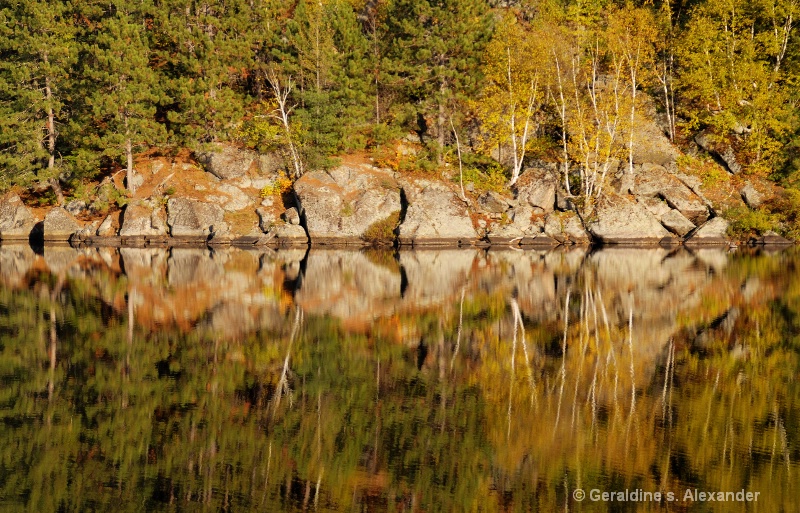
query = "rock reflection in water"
xmin=0 ymin=244 xmax=797 ymax=511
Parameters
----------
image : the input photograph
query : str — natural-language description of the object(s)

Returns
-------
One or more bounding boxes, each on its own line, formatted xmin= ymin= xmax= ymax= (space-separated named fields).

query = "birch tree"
xmin=473 ymin=15 xmax=546 ymax=186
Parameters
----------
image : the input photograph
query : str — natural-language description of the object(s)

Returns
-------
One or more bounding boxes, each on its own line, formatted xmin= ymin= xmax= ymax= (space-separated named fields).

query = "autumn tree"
xmin=473 ymin=14 xmax=547 ymax=186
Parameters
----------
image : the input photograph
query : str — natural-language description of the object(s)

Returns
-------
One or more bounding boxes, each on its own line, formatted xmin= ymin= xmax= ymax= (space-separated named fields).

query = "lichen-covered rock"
xmin=0 ymin=194 xmax=37 ymax=241
xmin=197 ymin=145 xmax=256 ymax=180
xmin=397 ymin=179 xmax=478 ymax=245
xmin=120 ymin=201 xmax=168 ymax=237
xmin=97 ymin=214 xmax=116 ymax=237
xmin=685 ymin=217 xmax=729 ymax=245
xmin=206 ymin=184 xmax=253 ymax=212
xmin=477 ymin=191 xmax=510 ymax=214
xmin=637 ymin=196 xmax=672 ymax=220
xmin=695 ymin=131 xmax=742 ymax=174
xmin=266 ymin=223 xmax=308 ymax=245
xmin=516 ymin=165 xmax=557 ymax=213
xmin=43 ymin=207 xmax=82 ymax=242
xmin=543 ymin=212 xmax=590 ymax=244
xmin=633 ymin=163 xmax=710 ymax=224
xmin=660 ymin=209 xmax=696 ymax=237
xmin=740 ymin=182 xmax=763 ymax=209
xmin=167 ymin=197 xmax=225 ymax=239
xmin=282 ymin=207 xmax=301 ymax=225
xmin=588 ymin=193 xmax=671 ymax=244
xmin=256 ymin=207 xmax=276 ymax=233
xmin=294 ymin=165 xmax=401 ymax=243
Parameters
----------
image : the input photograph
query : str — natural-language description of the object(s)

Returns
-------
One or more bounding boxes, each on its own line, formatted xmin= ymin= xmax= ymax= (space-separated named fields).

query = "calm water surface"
xmin=0 ymin=244 xmax=798 ymax=512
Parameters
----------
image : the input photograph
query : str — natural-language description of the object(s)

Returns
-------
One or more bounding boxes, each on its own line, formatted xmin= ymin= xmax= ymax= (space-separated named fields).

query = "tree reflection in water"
xmin=0 ymin=245 xmax=797 ymax=511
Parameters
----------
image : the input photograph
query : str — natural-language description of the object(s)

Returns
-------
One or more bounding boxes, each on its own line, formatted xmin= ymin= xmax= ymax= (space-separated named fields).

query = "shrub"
xmin=362 ymin=211 xmax=400 ymax=245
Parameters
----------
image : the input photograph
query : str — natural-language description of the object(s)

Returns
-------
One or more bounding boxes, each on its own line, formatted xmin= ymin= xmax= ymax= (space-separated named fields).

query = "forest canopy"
xmin=1 ymin=0 xmax=799 ymax=198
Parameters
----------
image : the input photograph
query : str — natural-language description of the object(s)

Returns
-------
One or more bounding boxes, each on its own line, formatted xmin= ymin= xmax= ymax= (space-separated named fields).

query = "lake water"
xmin=0 ymin=244 xmax=797 ymax=511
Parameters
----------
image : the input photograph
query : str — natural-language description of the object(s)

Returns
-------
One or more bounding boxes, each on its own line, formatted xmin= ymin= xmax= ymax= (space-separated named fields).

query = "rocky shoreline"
xmin=0 ymin=136 xmax=794 ymax=249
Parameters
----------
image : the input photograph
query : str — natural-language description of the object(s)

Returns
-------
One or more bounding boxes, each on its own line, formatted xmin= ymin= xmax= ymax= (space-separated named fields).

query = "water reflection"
xmin=0 ymin=244 xmax=797 ymax=511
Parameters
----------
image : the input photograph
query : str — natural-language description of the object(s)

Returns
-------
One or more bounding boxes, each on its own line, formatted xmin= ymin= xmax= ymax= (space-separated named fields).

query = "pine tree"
xmin=153 ymin=0 xmax=256 ymax=145
xmin=0 ymin=0 xmax=76 ymax=201
xmin=384 ymin=0 xmax=494 ymax=158
xmin=74 ymin=0 xmax=166 ymax=193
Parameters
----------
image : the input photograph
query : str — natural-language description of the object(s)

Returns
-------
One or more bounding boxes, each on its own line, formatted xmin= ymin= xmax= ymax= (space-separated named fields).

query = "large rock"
xmin=660 ymin=209 xmax=696 ymax=237
xmin=695 ymin=131 xmax=742 ymax=174
xmin=587 ymin=193 xmax=672 ymax=244
xmin=740 ymin=183 xmax=763 ymax=209
xmin=206 ymin=184 xmax=253 ymax=212
xmin=119 ymin=201 xmax=168 ymax=237
xmin=265 ymin=223 xmax=308 ymax=245
xmin=0 ymin=194 xmax=37 ymax=241
xmin=631 ymin=108 xmax=680 ymax=167
xmin=294 ymin=165 xmax=401 ymax=243
xmin=632 ymin=163 xmax=710 ymax=224
xmin=685 ymin=217 xmax=729 ymax=245
xmin=43 ymin=207 xmax=82 ymax=242
xmin=167 ymin=197 xmax=226 ymax=239
xmin=477 ymin=191 xmax=510 ymax=214
xmin=516 ymin=166 xmax=557 ymax=213
xmin=397 ymin=179 xmax=478 ymax=245
xmin=197 ymin=145 xmax=256 ymax=180
xmin=543 ymin=212 xmax=590 ymax=244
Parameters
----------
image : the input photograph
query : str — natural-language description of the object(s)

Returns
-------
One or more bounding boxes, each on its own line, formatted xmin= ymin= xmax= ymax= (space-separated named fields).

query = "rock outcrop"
xmin=43 ymin=207 xmax=82 ymax=242
xmin=197 ymin=145 xmax=256 ymax=180
xmin=397 ymin=179 xmax=478 ymax=246
xmin=685 ymin=217 xmax=730 ymax=245
xmin=167 ymin=197 xmax=226 ymax=240
xmin=588 ymin=193 xmax=672 ymax=244
xmin=119 ymin=201 xmax=168 ymax=238
xmin=0 ymin=194 xmax=37 ymax=241
xmin=294 ymin=165 xmax=401 ymax=244
xmin=516 ymin=165 xmax=557 ymax=213
xmin=631 ymin=163 xmax=710 ymax=224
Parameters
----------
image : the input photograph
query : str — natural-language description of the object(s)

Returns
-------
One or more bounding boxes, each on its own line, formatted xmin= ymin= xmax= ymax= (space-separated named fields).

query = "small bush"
xmin=260 ymin=174 xmax=293 ymax=197
xmin=725 ymin=206 xmax=777 ymax=240
xmin=453 ymin=152 xmax=508 ymax=193
xmin=362 ymin=211 xmax=400 ymax=244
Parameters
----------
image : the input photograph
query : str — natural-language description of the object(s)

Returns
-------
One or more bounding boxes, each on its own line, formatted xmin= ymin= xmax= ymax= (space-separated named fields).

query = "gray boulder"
xmin=167 ymin=197 xmax=226 ymax=239
xmin=120 ymin=201 xmax=168 ymax=237
xmin=695 ymin=131 xmax=742 ymax=174
xmin=282 ymin=207 xmax=301 ymax=225
xmin=685 ymin=217 xmax=729 ymax=245
xmin=477 ymin=191 xmax=510 ymax=214
xmin=206 ymin=184 xmax=253 ymax=212
xmin=0 ymin=194 xmax=37 ymax=241
xmin=294 ymin=165 xmax=401 ymax=243
xmin=740 ymin=183 xmax=763 ymax=209
xmin=587 ymin=193 xmax=671 ymax=244
xmin=65 ymin=199 xmax=87 ymax=216
xmin=397 ymin=180 xmax=478 ymax=245
xmin=516 ymin=166 xmax=557 ymax=213
xmin=43 ymin=207 xmax=82 ymax=242
xmin=633 ymin=163 xmax=709 ymax=224
xmin=197 ymin=145 xmax=256 ymax=180
xmin=544 ymin=212 xmax=590 ymax=244
xmin=660 ymin=209 xmax=696 ymax=237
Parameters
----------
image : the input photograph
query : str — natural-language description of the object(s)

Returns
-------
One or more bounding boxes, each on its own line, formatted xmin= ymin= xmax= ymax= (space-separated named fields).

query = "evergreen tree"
xmin=153 ymin=0 xmax=256 ymax=145
xmin=384 ymin=0 xmax=494 ymax=158
xmin=73 ymin=0 xmax=166 ymax=193
xmin=0 ymin=0 xmax=76 ymax=201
